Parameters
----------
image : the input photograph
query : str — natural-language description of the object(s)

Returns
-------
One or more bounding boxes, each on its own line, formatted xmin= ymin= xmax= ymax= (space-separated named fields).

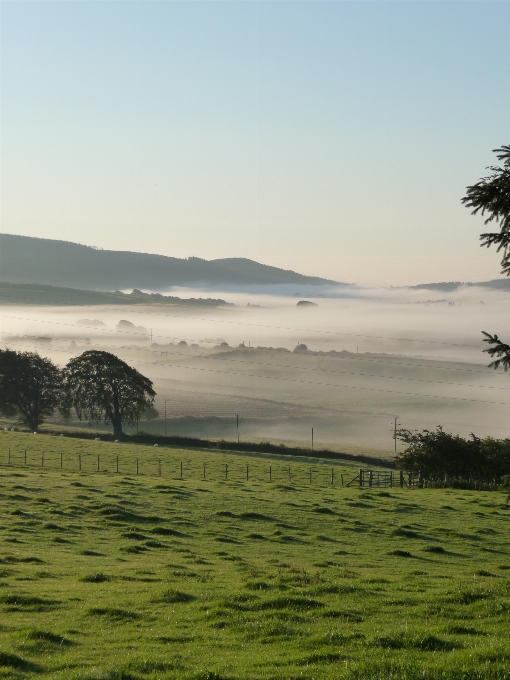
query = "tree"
xmin=395 ymin=427 xmax=476 ymax=481
xmin=142 ymin=405 xmax=160 ymax=421
xmin=0 ymin=350 xmax=63 ymax=432
xmin=463 ymin=145 xmax=510 ymax=366
xmin=395 ymin=427 xmax=510 ymax=485
xmin=63 ymin=351 xmax=155 ymax=439
xmin=462 ymin=144 xmax=510 ymax=272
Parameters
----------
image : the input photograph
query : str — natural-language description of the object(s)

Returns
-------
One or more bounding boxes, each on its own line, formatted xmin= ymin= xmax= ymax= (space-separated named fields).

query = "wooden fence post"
xmin=24 ymin=449 xmax=27 ymax=465
xmin=331 ymin=467 xmax=334 ymax=486
xmin=79 ymin=454 xmax=82 ymax=471
xmin=269 ymin=465 xmax=272 ymax=482
xmin=136 ymin=458 xmax=139 ymax=475
xmin=8 ymin=448 xmax=10 ymax=465
xmin=116 ymin=456 xmax=119 ymax=473
xmin=180 ymin=461 xmax=183 ymax=479
xmin=399 ymin=470 xmax=404 ymax=487
xmin=359 ymin=469 xmax=363 ymax=487
xmin=60 ymin=452 xmax=63 ymax=469
xmin=159 ymin=459 xmax=162 ymax=477
xmin=203 ymin=462 xmax=206 ymax=480
xmin=42 ymin=451 xmax=44 ymax=467
xmin=97 ymin=454 xmax=100 ymax=472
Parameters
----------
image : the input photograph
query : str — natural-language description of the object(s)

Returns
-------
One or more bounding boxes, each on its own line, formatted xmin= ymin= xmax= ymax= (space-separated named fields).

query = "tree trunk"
xmin=113 ymin=421 xmax=123 ymax=440
xmin=21 ymin=407 xmax=38 ymax=433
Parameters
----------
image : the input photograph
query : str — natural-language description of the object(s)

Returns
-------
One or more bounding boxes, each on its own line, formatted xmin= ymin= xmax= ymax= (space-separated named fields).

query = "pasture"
xmin=0 ymin=432 xmax=509 ymax=679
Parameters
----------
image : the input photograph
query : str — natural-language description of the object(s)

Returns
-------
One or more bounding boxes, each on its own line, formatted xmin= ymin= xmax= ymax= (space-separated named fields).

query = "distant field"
xmin=0 ymin=433 xmax=509 ymax=679
xmin=4 ymin=291 xmax=510 ymax=452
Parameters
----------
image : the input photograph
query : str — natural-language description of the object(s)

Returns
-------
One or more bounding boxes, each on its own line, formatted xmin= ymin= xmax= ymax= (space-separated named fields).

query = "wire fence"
xmin=1 ymin=446 xmax=502 ymax=491
xmin=0 ymin=445 xmax=366 ymax=488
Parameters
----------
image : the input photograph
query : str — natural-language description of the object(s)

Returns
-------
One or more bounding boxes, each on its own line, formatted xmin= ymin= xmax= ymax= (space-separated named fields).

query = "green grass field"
xmin=0 ymin=432 xmax=509 ymax=680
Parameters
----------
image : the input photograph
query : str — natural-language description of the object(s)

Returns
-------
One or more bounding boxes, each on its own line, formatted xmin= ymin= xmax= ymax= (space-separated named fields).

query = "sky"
xmin=1 ymin=0 xmax=509 ymax=287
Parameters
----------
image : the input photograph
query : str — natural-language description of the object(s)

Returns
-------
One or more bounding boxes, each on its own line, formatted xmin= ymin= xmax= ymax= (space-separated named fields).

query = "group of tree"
xmin=0 ymin=349 xmax=156 ymax=438
xmin=391 ymin=148 xmax=510 ymax=486
xmin=395 ymin=427 xmax=510 ymax=486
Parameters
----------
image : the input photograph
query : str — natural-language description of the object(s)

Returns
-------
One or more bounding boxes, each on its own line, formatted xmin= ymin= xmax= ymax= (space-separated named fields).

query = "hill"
xmin=410 ymin=279 xmax=510 ymax=292
xmin=0 ymin=234 xmax=340 ymax=291
xmin=0 ymin=430 xmax=508 ymax=679
xmin=0 ymin=281 xmax=231 ymax=307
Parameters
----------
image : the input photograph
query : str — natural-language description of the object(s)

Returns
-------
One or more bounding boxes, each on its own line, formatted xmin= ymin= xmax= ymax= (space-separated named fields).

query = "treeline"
xmin=0 ymin=349 xmax=155 ymax=438
xmin=396 ymin=427 xmax=510 ymax=486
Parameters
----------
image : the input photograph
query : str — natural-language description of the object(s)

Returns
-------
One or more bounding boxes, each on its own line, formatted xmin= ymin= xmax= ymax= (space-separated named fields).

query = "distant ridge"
xmin=0 ymin=234 xmax=341 ymax=291
xmin=0 ymin=281 xmax=231 ymax=307
xmin=410 ymin=279 xmax=510 ymax=292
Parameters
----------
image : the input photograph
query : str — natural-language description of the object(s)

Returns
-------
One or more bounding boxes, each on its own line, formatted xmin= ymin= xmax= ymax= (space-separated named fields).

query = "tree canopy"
xmin=396 ymin=427 xmax=510 ymax=484
xmin=63 ymin=350 xmax=155 ymax=439
xmin=463 ymin=145 xmax=510 ymax=367
xmin=462 ymin=144 xmax=510 ymax=274
xmin=0 ymin=350 xmax=63 ymax=432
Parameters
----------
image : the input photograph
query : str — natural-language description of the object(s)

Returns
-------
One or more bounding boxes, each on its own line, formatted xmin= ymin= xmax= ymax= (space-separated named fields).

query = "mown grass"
xmin=0 ymin=432 xmax=509 ymax=679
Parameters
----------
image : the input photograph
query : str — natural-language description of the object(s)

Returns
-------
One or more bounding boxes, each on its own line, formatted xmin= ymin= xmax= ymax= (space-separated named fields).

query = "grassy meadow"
xmin=0 ymin=432 xmax=509 ymax=679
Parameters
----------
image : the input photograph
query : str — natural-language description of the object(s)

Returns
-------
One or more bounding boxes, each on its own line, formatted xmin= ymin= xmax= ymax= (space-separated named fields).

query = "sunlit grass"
xmin=0 ymin=431 xmax=509 ymax=679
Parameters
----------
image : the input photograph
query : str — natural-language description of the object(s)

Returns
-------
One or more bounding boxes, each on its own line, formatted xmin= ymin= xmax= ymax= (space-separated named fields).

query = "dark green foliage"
xmin=396 ymin=427 xmax=510 ymax=483
xmin=463 ymin=145 xmax=510 ymax=372
xmin=462 ymin=145 xmax=510 ymax=273
xmin=63 ymin=351 xmax=155 ymax=439
xmin=0 ymin=349 xmax=63 ymax=431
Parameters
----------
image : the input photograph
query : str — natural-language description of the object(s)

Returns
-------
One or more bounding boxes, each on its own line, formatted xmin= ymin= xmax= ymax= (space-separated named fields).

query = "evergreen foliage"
xmin=462 ymin=145 xmax=510 ymax=274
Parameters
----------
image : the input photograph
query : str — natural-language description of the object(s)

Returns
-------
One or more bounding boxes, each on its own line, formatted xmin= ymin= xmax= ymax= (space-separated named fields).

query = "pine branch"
xmin=482 ymin=331 xmax=510 ymax=370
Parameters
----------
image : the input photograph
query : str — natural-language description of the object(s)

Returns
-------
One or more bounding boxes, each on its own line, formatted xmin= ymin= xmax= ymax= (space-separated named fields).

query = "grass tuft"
xmin=388 ymin=550 xmax=413 ymax=558
xmin=152 ymin=588 xmax=195 ymax=604
xmin=80 ymin=573 xmax=114 ymax=583
xmin=86 ymin=607 xmax=141 ymax=621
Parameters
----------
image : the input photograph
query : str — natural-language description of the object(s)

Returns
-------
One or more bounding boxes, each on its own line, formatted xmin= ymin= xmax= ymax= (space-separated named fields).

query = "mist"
xmin=2 ymin=284 xmax=510 ymax=455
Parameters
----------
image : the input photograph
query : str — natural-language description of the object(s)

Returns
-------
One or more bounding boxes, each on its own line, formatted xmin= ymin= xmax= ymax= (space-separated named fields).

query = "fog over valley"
xmin=3 ymin=283 xmax=510 ymax=455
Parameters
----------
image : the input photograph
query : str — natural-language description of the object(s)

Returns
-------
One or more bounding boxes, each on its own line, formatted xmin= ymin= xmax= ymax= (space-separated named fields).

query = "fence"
xmin=345 ymin=469 xmax=406 ymax=488
xmin=2 ymin=447 xmax=499 ymax=491
xmin=0 ymin=446 xmax=389 ymax=489
xmin=344 ymin=468 xmax=502 ymax=491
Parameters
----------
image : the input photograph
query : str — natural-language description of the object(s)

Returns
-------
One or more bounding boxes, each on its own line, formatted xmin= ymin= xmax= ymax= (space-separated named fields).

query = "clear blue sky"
xmin=2 ymin=1 xmax=509 ymax=286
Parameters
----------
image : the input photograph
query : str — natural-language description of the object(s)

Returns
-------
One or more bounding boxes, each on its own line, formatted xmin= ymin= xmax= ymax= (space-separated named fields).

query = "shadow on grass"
xmin=0 ymin=650 xmax=41 ymax=672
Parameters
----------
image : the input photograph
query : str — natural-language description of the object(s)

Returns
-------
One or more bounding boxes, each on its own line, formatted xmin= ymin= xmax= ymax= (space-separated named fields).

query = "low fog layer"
xmin=2 ymin=285 xmax=510 ymax=455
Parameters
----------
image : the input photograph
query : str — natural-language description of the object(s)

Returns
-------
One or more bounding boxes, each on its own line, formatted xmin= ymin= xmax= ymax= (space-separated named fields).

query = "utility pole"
xmin=164 ymin=399 xmax=169 ymax=437
xmin=235 ymin=413 xmax=239 ymax=443
xmin=393 ymin=417 xmax=401 ymax=454
xmin=311 ymin=427 xmax=314 ymax=451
